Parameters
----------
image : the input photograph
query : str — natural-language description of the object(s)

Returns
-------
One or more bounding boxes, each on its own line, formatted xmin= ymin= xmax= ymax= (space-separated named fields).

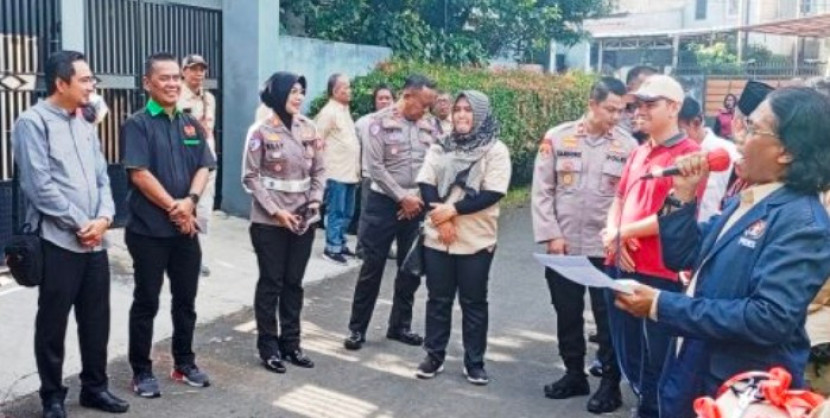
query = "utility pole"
xmin=737 ymin=0 xmax=746 ymax=63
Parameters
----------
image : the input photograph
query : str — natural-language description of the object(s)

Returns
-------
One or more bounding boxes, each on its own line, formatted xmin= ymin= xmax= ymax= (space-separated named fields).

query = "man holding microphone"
xmin=615 ymin=87 xmax=830 ymax=418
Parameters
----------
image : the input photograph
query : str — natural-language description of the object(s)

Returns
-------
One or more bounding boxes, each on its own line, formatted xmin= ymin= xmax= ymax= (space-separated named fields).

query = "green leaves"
xmin=309 ymin=60 xmax=595 ymax=187
xmin=281 ymin=0 xmax=609 ymax=65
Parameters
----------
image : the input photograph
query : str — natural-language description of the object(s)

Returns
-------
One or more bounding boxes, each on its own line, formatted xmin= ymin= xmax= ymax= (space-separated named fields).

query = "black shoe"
xmin=343 ymin=331 xmax=365 ymax=350
xmin=588 ymin=359 xmax=603 ymax=378
xmin=544 ymin=373 xmax=590 ymax=399
xmin=341 ymin=247 xmax=357 ymax=258
xmin=464 ymin=366 xmax=490 ymax=386
xmin=323 ymin=250 xmax=348 ymax=266
xmin=586 ymin=377 xmax=622 ymax=414
xmin=415 ymin=356 xmax=444 ymax=379
xmin=283 ymin=348 xmax=315 ymax=368
xmin=262 ymin=355 xmax=287 ymax=374
xmin=386 ymin=329 xmax=423 ymax=346
xmin=588 ymin=333 xmax=599 ymax=344
xmin=42 ymin=401 xmax=66 ymax=418
xmin=79 ymin=389 xmax=130 ymax=413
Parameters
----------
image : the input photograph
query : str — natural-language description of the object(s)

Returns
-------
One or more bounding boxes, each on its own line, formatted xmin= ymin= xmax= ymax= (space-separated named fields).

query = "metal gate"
xmin=85 ymin=0 xmax=223 ymax=225
xmin=0 ymin=0 xmax=62 ymax=259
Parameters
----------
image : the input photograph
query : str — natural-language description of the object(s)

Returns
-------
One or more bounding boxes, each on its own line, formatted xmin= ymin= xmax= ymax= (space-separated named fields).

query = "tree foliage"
xmin=281 ymin=0 xmax=610 ymax=65
xmin=309 ymin=60 xmax=596 ymax=186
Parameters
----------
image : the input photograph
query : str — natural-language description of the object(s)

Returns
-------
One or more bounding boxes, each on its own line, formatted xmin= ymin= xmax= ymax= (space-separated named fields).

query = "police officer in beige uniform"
xmin=531 ymin=77 xmax=637 ymax=414
xmin=343 ymin=74 xmax=438 ymax=350
xmin=243 ymin=72 xmax=324 ymax=373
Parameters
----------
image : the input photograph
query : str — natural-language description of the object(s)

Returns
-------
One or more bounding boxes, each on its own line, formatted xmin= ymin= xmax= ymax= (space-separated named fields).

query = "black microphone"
xmin=641 ymin=148 xmax=731 ymax=179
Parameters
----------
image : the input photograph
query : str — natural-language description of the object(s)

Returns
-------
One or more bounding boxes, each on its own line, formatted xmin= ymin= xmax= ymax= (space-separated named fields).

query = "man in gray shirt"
xmin=11 ymin=50 xmax=128 ymax=418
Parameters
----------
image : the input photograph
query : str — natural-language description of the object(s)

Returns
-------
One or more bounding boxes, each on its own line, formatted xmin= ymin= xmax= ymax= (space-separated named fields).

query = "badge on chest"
xmin=739 ymin=220 xmax=767 ymax=249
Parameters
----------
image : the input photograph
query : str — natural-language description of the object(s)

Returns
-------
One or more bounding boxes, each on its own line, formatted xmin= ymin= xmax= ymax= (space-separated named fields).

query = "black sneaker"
xmin=464 ymin=366 xmax=490 ymax=386
xmin=544 ymin=373 xmax=590 ymax=399
xmin=171 ymin=364 xmax=211 ymax=387
xmin=386 ymin=329 xmax=423 ymax=346
xmin=282 ymin=348 xmax=315 ymax=368
xmin=586 ymin=377 xmax=622 ymax=414
xmin=415 ymin=356 xmax=444 ymax=379
xmin=323 ymin=250 xmax=348 ymax=266
xmin=343 ymin=331 xmax=365 ymax=350
xmin=262 ymin=355 xmax=286 ymax=374
xmin=341 ymin=247 xmax=357 ymax=258
xmin=132 ymin=372 xmax=161 ymax=398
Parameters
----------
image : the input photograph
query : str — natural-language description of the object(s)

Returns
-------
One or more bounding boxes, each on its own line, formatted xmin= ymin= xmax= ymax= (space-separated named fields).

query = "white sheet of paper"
xmin=533 ymin=254 xmax=634 ymax=294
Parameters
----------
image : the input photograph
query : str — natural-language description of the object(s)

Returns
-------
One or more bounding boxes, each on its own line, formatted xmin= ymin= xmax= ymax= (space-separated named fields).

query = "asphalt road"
xmin=1 ymin=206 xmax=636 ymax=418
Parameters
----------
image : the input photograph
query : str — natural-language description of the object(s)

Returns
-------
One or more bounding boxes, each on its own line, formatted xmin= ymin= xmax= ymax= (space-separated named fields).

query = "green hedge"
xmin=310 ymin=60 xmax=595 ymax=186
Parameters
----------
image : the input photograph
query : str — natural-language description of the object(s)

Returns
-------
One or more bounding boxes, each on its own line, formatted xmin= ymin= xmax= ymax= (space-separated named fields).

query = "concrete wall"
xmin=220 ymin=33 xmax=391 ymax=217
xmin=274 ymin=36 xmax=392 ymax=112
xmin=220 ymin=0 xmax=281 ymax=217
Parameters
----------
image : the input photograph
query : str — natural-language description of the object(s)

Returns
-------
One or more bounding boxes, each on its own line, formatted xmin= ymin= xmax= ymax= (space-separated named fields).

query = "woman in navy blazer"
xmin=615 ymin=87 xmax=830 ymax=418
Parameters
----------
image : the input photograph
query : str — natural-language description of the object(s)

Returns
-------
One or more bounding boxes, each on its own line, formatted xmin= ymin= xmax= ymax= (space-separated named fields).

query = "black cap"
xmin=737 ymin=80 xmax=774 ymax=116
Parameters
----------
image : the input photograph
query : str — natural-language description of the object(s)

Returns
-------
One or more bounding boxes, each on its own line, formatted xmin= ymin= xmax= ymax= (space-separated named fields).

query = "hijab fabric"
xmin=260 ymin=72 xmax=306 ymax=128
xmin=434 ymin=90 xmax=500 ymax=199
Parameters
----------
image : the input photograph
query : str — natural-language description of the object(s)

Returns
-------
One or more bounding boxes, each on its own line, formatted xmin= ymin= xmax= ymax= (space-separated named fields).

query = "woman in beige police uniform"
xmin=414 ymin=90 xmax=511 ymax=385
xmin=242 ymin=72 xmax=324 ymax=373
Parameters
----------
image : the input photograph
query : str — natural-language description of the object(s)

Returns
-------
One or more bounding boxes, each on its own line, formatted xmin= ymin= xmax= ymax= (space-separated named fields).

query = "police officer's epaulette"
xmin=546 ymin=120 xmax=578 ymax=138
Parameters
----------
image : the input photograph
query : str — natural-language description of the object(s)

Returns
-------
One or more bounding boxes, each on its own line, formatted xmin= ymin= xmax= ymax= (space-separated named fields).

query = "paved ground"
xmin=1 ymin=206 xmax=637 ymax=417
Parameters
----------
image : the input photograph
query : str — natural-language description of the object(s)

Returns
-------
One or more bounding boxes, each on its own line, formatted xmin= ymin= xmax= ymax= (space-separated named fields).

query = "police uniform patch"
xmin=562 ymin=173 xmax=574 ymax=185
xmin=265 ymin=132 xmax=281 ymax=142
xmin=274 ymin=163 xmax=283 ymax=172
xmin=370 ymin=123 xmax=381 ymax=136
xmin=249 ymin=137 xmax=261 ymax=152
xmin=539 ymin=141 xmax=553 ymax=158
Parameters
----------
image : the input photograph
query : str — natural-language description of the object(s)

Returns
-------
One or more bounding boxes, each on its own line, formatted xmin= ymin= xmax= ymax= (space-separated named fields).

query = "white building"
xmin=555 ymin=0 xmax=829 ymax=74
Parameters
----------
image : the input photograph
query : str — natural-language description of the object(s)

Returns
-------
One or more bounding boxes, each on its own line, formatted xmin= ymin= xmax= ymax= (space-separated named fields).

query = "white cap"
xmin=634 ymin=75 xmax=685 ymax=103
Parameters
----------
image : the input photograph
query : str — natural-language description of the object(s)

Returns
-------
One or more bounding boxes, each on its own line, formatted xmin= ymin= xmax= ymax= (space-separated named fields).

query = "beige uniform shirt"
xmin=365 ymin=106 xmax=439 ymax=202
xmin=531 ymin=118 xmax=638 ymax=257
xmin=315 ymin=100 xmax=361 ymax=184
xmin=242 ymin=114 xmax=325 ymax=226
xmin=418 ymin=141 xmax=512 ymax=255
xmin=178 ymin=86 xmax=216 ymax=152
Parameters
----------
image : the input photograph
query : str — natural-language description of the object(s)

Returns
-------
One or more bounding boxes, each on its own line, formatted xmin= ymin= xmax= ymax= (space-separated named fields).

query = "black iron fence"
xmin=0 ymin=0 xmax=223 ymax=260
xmin=0 ymin=0 xmax=61 ymax=259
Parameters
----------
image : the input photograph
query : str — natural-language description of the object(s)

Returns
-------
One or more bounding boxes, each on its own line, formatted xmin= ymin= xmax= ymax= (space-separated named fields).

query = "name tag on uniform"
xmin=556 ymin=150 xmax=581 ymax=158
xmin=738 ymin=237 xmax=757 ymax=249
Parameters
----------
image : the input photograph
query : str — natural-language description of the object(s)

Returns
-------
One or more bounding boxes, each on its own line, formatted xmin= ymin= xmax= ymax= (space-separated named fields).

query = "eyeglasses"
xmin=745 ymin=124 xmax=778 ymax=139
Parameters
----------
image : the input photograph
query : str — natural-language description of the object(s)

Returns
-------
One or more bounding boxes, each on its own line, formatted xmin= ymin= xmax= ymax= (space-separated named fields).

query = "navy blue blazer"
xmin=655 ymin=187 xmax=830 ymax=418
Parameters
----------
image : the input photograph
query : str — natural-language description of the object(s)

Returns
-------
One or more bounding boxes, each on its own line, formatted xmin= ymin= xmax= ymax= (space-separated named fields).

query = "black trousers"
xmin=36 ymin=240 xmax=111 ymax=403
xmin=348 ymin=190 xmax=421 ymax=334
xmin=423 ymin=247 xmax=494 ymax=369
xmin=354 ymin=178 xmax=372 ymax=255
xmin=545 ymin=257 xmax=619 ymax=380
xmin=250 ymin=223 xmax=315 ymax=358
xmin=126 ymin=231 xmax=201 ymax=375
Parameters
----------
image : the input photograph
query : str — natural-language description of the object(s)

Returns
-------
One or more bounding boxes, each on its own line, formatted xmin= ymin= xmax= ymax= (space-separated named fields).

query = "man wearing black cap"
xmin=179 ymin=54 xmax=217 ymax=277
xmin=721 ymin=80 xmax=774 ymax=206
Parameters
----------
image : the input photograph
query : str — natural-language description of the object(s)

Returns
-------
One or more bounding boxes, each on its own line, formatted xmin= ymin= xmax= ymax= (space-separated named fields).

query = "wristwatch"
xmin=659 ymin=193 xmax=690 ymax=216
xmin=188 ymin=193 xmax=200 ymax=205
